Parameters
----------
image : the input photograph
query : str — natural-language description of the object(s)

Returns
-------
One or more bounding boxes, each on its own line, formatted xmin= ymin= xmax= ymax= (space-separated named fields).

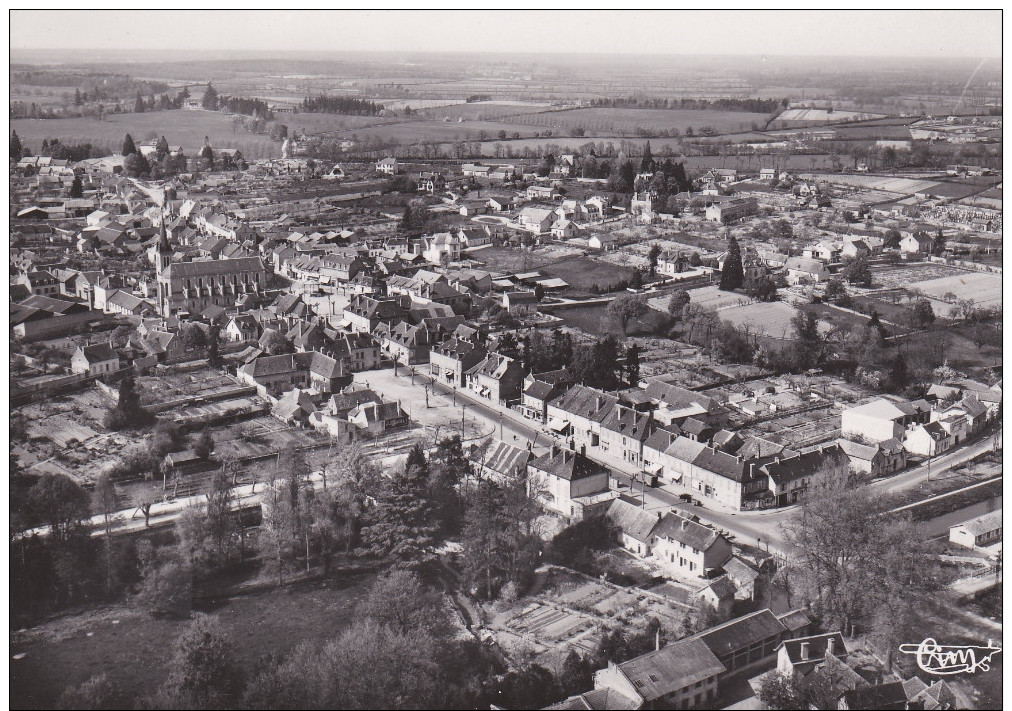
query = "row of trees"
xmin=301 ymin=94 xmax=383 ymax=115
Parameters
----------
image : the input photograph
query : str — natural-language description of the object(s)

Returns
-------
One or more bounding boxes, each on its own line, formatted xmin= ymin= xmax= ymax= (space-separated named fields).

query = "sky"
xmin=10 ymin=10 xmax=1003 ymax=58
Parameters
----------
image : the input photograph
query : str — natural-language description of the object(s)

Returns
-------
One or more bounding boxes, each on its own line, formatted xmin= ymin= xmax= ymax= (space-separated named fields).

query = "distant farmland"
xmin=505 ymin=107 xmax=773 ymax=136
xmin=11 ymin=110 xmax=281 ymax=158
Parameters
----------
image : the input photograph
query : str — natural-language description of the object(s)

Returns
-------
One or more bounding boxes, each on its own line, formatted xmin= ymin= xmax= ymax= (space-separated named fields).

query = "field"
xmin=415 ymin=101 xmax=553 ymax=122
xmin=909 ymin=272 xmax=1002 ymax=312
xmin=774 ymin=108 xmax=887 ymax=123
xmin=280 ymin=112 xmax=399 ymax=135
xmin=11 ymin=110 xmax=281 ymax=158
xmin=10 ymin=573 xmax=378 ymax=709
xmin=501 ymin=107 xmax=773 ymax=136
xmin=550 ymin=302 xmax=669 ymax=338
xmin=718 ymin=301 xmax=832 ymax=339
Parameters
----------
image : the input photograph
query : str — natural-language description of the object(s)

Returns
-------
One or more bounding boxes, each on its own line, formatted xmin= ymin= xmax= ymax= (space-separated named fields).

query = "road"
xmin=870 ymin=431 xmax=1000 ymax=494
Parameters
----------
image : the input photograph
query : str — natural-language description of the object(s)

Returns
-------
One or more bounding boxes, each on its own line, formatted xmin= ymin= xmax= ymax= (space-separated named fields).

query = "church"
xmin=154 ymin=221 xmax=267 ymax=317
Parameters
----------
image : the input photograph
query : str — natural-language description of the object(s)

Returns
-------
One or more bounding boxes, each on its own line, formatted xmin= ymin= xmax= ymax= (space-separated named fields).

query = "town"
xmin=9 ymin=14 xmax=1003 ymax=711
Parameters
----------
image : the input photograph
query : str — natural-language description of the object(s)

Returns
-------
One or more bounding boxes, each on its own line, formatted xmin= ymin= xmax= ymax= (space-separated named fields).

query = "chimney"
xmin=800 ymin=642 xmax=810 ymax=661
xmin=551 ymin=444 xmax=560 ymax=458
xmin=596 ymin=395 xmax=603 ymax=410
xmin=775 ymin=455 xmax=781 ymax=464
xmin=681 ymin=519 xmax=688 ymax=530
xmin=826 ymin=637 xmax=835 ymax=656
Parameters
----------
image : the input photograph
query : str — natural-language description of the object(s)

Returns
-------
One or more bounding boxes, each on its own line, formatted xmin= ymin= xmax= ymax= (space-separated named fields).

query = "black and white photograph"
xmin=8 ymin=9 xmax=1003 ymax=710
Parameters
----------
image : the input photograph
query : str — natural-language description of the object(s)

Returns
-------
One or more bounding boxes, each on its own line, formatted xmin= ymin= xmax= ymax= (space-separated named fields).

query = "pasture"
xmin=11 ymin=110 xmax=281 ymax=158
xmin=718 ymin=301 xmax=816 ymax=339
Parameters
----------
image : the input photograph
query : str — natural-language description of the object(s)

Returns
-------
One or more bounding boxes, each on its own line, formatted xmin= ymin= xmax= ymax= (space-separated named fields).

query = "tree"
xmin=28 ymin=473 xmax=90 ymax=543
xmin=667 ymin=289 xmax=691 ymax=319
xmin=150 ymin=613 xmax=242 ymax=709
xmin=261 ymin=329 xmax=293 ymax=355
xmin=889 ymin=352 xmax=910 ymax=390
xmin=625 ymin=344 xmax=641 ymax=386
xmin=123 ymin=151 xmax=149 ymax=177
xmin=11 ymin=129 xmax=23 ymax=161
xmin=744 ymin=271 xmax=778 ymax=302
xmin=756 ymin=672 xmax=807 ymax=710
xmin=841 ymin=257 xmax=872 ymax=286
xmin=192 ymin=430 xmax=214 ymax=459
xmin=647 ymin=243 xmax=661 ymax=276
xmin=607 ymin=294 xmax=649 ymax=335
xmin=907 ymin=299 xmax=936 ymax=329
xmin=201 ymin=83 xmax=219 ymax=111
xmin=206 ymin=324 xmax=221 ymax=367
xmin=356 ymin=569 xmax=446 ymax=637
xmin=640 ymin=140 xmax=654 ymax=173
xmin=181 ymin=324 xmax=208 ymax=351
xmin=94 ymin=472 xmax=119 ymax=594
xmin=134 ymin=92 xmax=145 ymax=113
xmin=58 ymin=674 xmax=118 ymax=710
xmin=360 ymin=462 xmax=440 ymax=569
xmin=68 ymin=174 xmax=83 ymax=198
xmin=134 ymin=539 xmax=192 ymax=618
xmin=825 ymin=278 xmax=846 ymax=301
xmin=155 ymin=135 xmax=170 ymax=160
xmin=719 ymin=235 xmax=744 ymax=291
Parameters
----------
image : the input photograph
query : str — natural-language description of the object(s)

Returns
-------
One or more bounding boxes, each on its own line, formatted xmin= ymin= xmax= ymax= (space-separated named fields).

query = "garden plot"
xmin=869 ymin=263 xmax=965 ymax=291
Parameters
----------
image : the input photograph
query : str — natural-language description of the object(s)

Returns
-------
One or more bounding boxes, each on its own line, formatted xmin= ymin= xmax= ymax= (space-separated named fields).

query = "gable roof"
xmin=654 ymin=512 xmax=723 ymax=551
xmin=530 ymin=449 xmax=608 ymax=482
xmin=780 ymin=632 xmax=848 ymax=665
xmin=78 ymin=343 xmax=119 ymax=362
xmin=606 ymin=498 xmax=661 ymax=543
xmin=693 ymin=609 xmax=787 ymax=658
xmin=615 ymin=637 xmax=725 ymax=703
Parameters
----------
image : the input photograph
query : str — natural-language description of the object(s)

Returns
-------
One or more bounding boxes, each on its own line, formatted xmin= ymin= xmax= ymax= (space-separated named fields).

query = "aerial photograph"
xmin=8 ymin=9 xmax=1003 ymax=710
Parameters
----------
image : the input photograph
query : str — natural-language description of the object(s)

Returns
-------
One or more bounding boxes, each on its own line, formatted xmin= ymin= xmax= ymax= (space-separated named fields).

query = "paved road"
xmin=870 ymin=432 xmax=1000 ymax=494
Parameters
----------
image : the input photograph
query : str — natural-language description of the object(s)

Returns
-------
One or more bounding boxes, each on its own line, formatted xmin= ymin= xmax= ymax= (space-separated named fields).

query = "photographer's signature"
xmin=898 ymin=638 xmax=1002 ymax=675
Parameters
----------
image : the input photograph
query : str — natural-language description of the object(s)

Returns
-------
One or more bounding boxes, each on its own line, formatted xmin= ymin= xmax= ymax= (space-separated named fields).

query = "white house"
xmin=949 ymin=510 xmax=1002 ymax=549
xmin=71 ymin=343 xmax=120 ymax=376
xmin=375 ymin=157 xmax=399 ymax=175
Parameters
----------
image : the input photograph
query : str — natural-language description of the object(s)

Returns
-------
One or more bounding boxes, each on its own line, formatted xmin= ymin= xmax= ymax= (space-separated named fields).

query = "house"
xmin=502 ymin=290 xmax=539 ymax=314
xmin=343 ymin=295 xmax=406 ymax=333
xmin=705 ymin=196 xmax=757 ymax=223
xmin=837 ymin=438 xmax=906 ymax=477
xmin=473 ymin=440 xmax=535 ymax=484
xmin=16 ymin=270 xmax=60 ymax=297
xmin=841 ymin=397 xmax=932 ymax=443
xmin=758 ymin=445 xmax=849 ymax=507
xmin=518 ymin=370 xmax=570 ymax=423
xmin=783 ymin=256 xmax=831 ymax=284
xmin=375 ymin=321 xmax=431 ymax=365
xmin=776 ymin=633 xmax=848 ymax=680
xmin=225 ymin=314 xmax=262 ymax=343
xmin=417 ymin=172 xmax=446 ymax=194
xmin=591 ymin=636 xmax=724 ymax=710
xmin=899 ymin=233 xmax=933 ymax=254
xmin=697 ymin=576 xmax=737 ymax=616
xmin=527 ymin=446 xmax=613 ymax=520
xmin=841 ymin=240 xmax=870 ymax=259
xmin=547 ymin=385 xmax=620 ymax=454
xmin=657 ymin=251 xmax=690 ymax=277
xmin=375 ymin=157 xmax=399 ymax=175
xmin=104 ymin=290 xmax=155 ymax=317
xmin=518 ymin=206 xmax=556 ymax=234
xmin=599 ymin=404 xmax=655 ymax=466
xmin=904 ymin=421 xmax=952 ymax=457
xmin=461 ymin=163 xmax=490 ymax=177
xmin=838 ymin=682 xmax=909 ymax=710
xmin=334 ymin=332 xmax=382 ymax=372
xmin=803 ymin=241 xmax=842 ymax=262
xmin=466 ymin=352 xmax=524 ymax=404
xmin=70 ymin=343 xmax=120 ymax=376
xmin=236 ymin=351 xmax=348 ymax=398
xmin=551 ymin=219 xmax=579 ymax=239
xmin=430 ymin=338 xmax=487 ymax=388
xmin=759 ymin=168 xmax=779 ymax=181
xmin=722 ymin=555 xmax=761 ymax=601
xmin=694 ymin=608 xmax=805 ymax=676
xmin=457 ymin=226 xmax=492 ymax=248
xmin=11 ymin=296 xmax=101 ymax=342
xmin=272 ymin=388 xmax=318 ymax=426
xmin=651 ymin=511 xmax=732 ymax=578
xmin=346 ymin=400 xmax=409 ymax=435
xmin=605 ymin=497 xmax=661 ymax=557
xmin=421 ymin=232 xmax=463 ymax=265
xmin=588 ymin=233 xmax=620 ymax=251
xmin=527 ymin=185 xmax=557 ymax=200
xmin=948 ymin=509 xmax=1002 ymax=549
xmin=487 ymin=195 xmax=517 ymax=212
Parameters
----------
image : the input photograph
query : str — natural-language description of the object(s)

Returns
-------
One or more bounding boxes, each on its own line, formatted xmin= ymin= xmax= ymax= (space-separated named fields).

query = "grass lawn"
xmin=541 ymin=257 xmax=637 ymax=294
xmin=552 ymin=302 xmax=669 ymax=338
xmin=10 ymin=572 xmax=377 ymax=709
xmin=11 ymin=110 xmax=281 ymax=158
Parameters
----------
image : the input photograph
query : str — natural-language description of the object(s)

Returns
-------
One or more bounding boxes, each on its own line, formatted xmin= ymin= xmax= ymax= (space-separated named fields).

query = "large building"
xmin=154 ymin=222 xmax=267 ymax=317
xmin=706 ymin=196 xmax=758 ymax=224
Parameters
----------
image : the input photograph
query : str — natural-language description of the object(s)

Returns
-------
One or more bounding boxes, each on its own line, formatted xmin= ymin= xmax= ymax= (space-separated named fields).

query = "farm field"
xmin=503 ymin=107 xmax=773 ymax=136
xmin=10 ymin=573 xmax=378 ymax=710
xmin=868 ymin=263 xmax=966 ymax=290
xmin=774 ymin=108 xmax=887 ymax=123
xmin=281 ymin=112 xmax=400 ymax=135
xmin=11 ymin=111 xmax=281 ymax=158
xmin=324 ymin=118 xmax=539 ymax=144
xmin=415 ymin=101 xmax=553 ymax=122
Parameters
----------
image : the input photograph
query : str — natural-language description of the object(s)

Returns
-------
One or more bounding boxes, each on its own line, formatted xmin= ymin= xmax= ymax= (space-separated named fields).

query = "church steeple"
xmin=155 ymin=204 xmax=172 ymax=273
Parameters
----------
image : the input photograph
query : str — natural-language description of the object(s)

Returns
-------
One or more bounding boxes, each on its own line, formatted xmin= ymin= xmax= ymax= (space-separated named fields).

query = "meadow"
xmin=11 ymin=110 xmax=282 ymax=158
